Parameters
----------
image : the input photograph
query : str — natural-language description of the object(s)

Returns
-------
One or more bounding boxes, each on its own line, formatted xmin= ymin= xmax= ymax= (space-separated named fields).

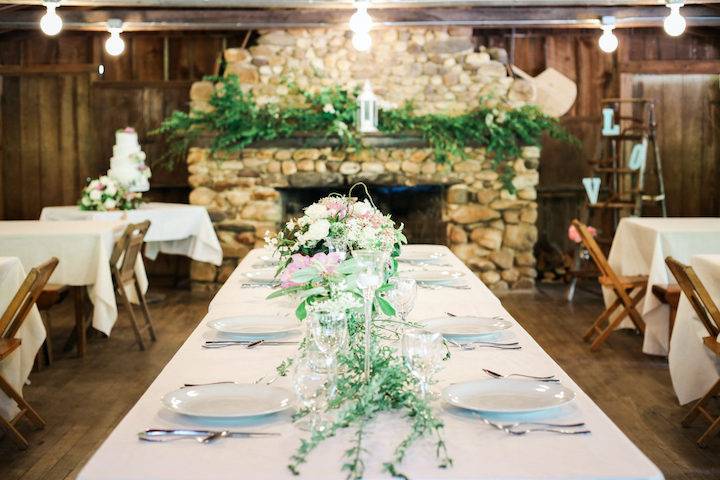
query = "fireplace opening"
xmin=278 ymin=185 xmax=446 ymax=245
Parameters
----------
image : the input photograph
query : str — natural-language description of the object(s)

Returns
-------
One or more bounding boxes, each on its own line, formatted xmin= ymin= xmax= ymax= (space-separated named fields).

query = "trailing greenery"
xmin=283 ymin=310 xmax=451 ymax=480
xmin=152 ymin=74 xmax=575 ymax=190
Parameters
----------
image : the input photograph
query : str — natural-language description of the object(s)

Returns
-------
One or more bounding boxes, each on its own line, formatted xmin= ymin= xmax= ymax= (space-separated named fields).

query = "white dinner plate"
xmin=242 ymin=268 xmax=278 ymax=284
xmin=162 ymin=383 xmax=292 ymax=418
xmin=423 ymin=316 xmax=513 ymax=339
xmin=443 ymin=379 xmax=575 ymax=414
xmin=406 ymin=269 xmax=465 ymax=285
xmin=254 ymin=253 xmax=279 ymax=267
xmin=398 ymin=251 xmax=445 ymax=264
xmin=207 ymin=315 xmax=300 ymax=339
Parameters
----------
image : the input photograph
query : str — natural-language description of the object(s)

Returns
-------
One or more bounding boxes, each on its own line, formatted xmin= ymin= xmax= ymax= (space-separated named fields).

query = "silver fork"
xmin=447 ymin=339 xmax=521 ymax=351
xmin=480 ymin=418 xmax=589 ymax=435
xmin=419 ymin=284 xmax=471 ymax=290
xmin=483 ymin=368 xmax=558 ymax=382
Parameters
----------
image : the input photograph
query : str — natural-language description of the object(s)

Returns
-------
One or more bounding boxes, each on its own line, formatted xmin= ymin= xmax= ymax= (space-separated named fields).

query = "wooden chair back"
xmin=110 ymin=221 xmax=150 ymax=284
xmin=666 ymin=256 xmax=720 ymax=339
xmin=0 ymin=258 xmax=59 ymax=340
xmin=571 ymin=219 xmax=621 ymax=287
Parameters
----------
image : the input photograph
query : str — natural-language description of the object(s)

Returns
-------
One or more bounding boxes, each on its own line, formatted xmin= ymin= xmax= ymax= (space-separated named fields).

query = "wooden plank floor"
xmin=1 ymin=284 xmax=719 ymax=479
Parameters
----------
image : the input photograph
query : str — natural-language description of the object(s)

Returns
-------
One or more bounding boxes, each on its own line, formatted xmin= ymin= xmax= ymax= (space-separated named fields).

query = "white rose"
xmin=305 ymin=203 xmax=330 ymax=220
xmin=105 ymin=182 xmax=117 ymax=196
xmin=352 ymin=201 xmax=373 ymax=216
xmin=103 ymin=198 xmax=117 ymax=210
xmin=304 ymin=219 xmax=331 ymax=242
xmin=89 ymin=189 xmax=102 ymax=201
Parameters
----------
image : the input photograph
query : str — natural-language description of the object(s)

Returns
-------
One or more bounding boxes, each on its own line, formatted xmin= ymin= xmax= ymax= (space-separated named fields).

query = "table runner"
xmin=40 ymin=203 xmax=223 ymax=266
xmin=78 ymin=246 xmax=662 ymax=480
xmin=606 ymin=217 xmax=720 ymax=356
xmin=0 ymin=221 xmax=148 ymax=336
xmin=669 ymin=254 xmax=720 ymax=405
xmin=0 ymin=257 xmax=46 ymax=420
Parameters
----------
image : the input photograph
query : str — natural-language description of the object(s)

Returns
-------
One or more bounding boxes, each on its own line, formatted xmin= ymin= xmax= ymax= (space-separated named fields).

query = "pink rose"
xmin=568 ymin=224 xmax=597 ymax=243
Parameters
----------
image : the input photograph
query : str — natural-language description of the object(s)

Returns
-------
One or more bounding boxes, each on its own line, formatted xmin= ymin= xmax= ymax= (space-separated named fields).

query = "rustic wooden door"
xmin=628 ymin=74 xmax=720 ymax=217
xmin=1 ymin=67 xmax=96 ymax=219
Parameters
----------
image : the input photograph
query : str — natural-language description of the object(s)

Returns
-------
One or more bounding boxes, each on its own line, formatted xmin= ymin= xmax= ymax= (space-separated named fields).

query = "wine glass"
xmin=401 ymin=329 xmax=444 ymax=399
xmin=386 ymin=277 xmax=417 ymax=323
xmin=292 ymin=349 xmax=337 ymax=432
xmin=325 ymin=237 xmax=348 ymax=261
xmin=352 ymin=250 xmax=385 ymax=380
xmin=308 ymin=309 xmax=348 ymax=359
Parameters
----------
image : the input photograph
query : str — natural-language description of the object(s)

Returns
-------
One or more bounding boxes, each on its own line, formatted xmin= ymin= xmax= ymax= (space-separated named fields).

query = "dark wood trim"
xmin=0 ymin=64 xmax=98 ymax=75
xmin=619 ymin=60 xmax=720 ymax=74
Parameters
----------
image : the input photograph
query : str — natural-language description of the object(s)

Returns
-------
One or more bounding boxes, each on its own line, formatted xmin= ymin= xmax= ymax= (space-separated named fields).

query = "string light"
xmin=40 ymin=0 xmax=62 ymax=36
xmin=352 ymin=32 xmax=372 ymax=52
xmin=105 ymin=19 xmax=125 ymax=56
xmin=349 ymin=1 xmax=373 ymax=52
xmin=598 ymin=16 xmax=619 ymax=54
xmin=664 ymin=0 xmax=687 ymax=37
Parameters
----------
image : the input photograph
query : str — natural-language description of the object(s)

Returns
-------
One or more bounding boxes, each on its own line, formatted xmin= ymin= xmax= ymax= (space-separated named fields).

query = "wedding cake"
xmin=108 ymin=127 xmax=151 ymax=192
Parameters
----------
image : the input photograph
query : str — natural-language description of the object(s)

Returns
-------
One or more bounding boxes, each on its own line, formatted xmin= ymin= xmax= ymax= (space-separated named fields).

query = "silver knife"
xmin=139 ymin=429 xmax=280 ymax=440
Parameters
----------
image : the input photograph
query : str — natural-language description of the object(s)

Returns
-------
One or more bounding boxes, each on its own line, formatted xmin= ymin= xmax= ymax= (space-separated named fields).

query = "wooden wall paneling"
xmin=19 ymin=77 xmax=41 ymax=218
xmin=131 ymin=35 xmax=165 ymax=81
xmin=38 ymin=75 xmax=62 ymax=212
xmin=59 ymin=74 xmax=79 ymax=204
xmin=190 ymin=36 xmax=225 ymax=80
xmin=680 ymin=76 xmax=704 ymax=216
xmin=167 ymin=36 xmax=194 ymax=80
xmin=1 ymin=77 xmax=22 ymax=219
xmin=512 ymin=34 xmax=546 ymax=76
xmin=75 ymin=73 xmax=95 ymax=189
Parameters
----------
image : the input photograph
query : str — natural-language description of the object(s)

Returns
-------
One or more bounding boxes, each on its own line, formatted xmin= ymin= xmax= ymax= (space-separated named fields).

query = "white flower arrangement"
xmin=78 ymin=175 xmax=143 ymax=211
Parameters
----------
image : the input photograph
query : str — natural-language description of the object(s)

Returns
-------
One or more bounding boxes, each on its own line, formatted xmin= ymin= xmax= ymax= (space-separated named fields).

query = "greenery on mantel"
xmin=152 ymin=74 xmax=574 ymax=191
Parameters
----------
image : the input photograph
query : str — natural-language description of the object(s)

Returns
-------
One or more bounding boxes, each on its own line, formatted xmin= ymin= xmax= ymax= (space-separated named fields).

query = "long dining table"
xmin=78 ymin=245 xmax=663 ymax=480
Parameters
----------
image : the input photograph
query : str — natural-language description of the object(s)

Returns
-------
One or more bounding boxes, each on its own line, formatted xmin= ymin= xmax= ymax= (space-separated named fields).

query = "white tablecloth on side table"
xmin=606 ymin=217 xmax=720 ymax=356
xmin=0 ymin=221 xmax=148 ymax=336
xmin=78 ymin=246 xmax=662 ymax=480
xmin=0 ymin=257 xmax=46 ymax=420
xmin=40 ymin=203 xmax=223 ymax=266
xmin=669 ymin=254 xmax=720 ymax=405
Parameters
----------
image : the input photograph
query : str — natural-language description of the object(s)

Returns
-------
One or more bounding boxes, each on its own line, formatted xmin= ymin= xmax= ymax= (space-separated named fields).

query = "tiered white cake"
xmin=108 ymin=127 xmax=151 ymax=192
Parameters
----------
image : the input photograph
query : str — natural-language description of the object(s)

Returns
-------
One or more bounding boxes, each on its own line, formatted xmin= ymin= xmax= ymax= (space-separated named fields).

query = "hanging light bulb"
xmin=664 ymin=0 xmax=686 ymax=37
xmin=352 ymin=32 xmax=372 ymax=52
xmin=105 ymin=19 xmax=125 ymax=56
xmin=349 ymin=3 xmax=373 ymax=34
xmin=598 ymin=16 xmax=619 ymax=54
xmin=40 ymin=0 xmax=63 ymax=36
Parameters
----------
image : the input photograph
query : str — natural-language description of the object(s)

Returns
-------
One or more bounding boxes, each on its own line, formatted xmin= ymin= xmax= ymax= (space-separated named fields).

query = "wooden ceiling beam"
xmin=1 ymin=5 xmax=719 ymax=30
xmin=0 ymin=0 xmax=720 ymax=7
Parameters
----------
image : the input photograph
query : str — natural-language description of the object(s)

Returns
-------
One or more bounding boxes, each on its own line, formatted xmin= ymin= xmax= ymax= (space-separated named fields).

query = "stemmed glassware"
xmin=292 ymin=347 xmax=337 ymax=432
xmin=308 ymin=309 xmax=348 ymax=358
xmin=386 ymin=277 xmax=417 ymax=324
xmin=401 ymin=329 xmax=444 ymax=399
xmin=352 ymin=250 xmax=385 ymax=380
xmin=325 ymin=237 xmax=348 ymax=261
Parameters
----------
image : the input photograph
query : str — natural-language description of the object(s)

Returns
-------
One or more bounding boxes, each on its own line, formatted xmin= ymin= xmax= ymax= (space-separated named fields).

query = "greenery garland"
xmin=152 ymin=74 xmax=574 ymax=191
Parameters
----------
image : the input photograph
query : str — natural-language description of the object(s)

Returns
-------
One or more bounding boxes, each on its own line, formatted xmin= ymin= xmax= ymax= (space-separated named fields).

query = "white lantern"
xmin=357 ymin=81 xmax=378 ymax=133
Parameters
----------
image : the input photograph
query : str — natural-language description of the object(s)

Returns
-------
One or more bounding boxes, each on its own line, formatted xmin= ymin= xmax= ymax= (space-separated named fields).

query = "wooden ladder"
xmin=567 ymin=98 xmax=667 ymax=301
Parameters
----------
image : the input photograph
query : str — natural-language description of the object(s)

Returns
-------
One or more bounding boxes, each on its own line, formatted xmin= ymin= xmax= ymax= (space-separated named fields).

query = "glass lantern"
xmin=357 ymin=80 xmax=378 ymax=133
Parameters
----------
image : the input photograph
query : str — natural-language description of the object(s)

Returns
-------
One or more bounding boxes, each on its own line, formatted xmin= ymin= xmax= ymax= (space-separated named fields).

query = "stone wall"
xmin=189 ymin=27 xmax=534 ymax=116
xmin=186 ymin=27 xmax=539 ymax=292
xmin=187 ymin=142 xmax=539 ymax=293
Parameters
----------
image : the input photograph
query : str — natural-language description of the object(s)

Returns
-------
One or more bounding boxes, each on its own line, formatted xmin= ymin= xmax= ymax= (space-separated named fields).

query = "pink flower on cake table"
xmin=568 ymin=224 xmax=597 ymax=243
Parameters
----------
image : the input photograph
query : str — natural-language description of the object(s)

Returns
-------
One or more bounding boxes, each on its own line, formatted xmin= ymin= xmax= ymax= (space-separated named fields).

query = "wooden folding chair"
xmin=666 ymin=256 xmax=720 ymax=447
xmin=110 ymin=220 xmax=157 ymax=350
xmin=571 ymin=219 xmax=648 ymax=351
xmin=0 ymin=257 xmax=58 ymax=449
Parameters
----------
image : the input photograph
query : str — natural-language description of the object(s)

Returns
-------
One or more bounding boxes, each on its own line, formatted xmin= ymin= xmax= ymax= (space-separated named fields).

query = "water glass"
xmin=401 ymin=329 xmax=444 ymax=399
xmin=308 ymin=309 xmax=348 ymax=358
xmin=352 ymin=250 xmax=386 ymax=380
xmin=386 ymin=277 xmax=417 ymax=323
xmin=292 ymin=350 xmax=337 ymax=432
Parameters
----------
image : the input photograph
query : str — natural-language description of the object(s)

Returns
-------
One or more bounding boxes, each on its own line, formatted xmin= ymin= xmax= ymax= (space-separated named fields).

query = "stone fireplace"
xmin=185 ymin=27 xmax=540 ymax=292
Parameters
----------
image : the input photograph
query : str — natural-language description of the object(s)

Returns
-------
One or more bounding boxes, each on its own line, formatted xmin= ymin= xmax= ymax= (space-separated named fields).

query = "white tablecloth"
xmin=606 ymin=217 xmax=720 ymax=356
xmin=669 ymin=255 xmax=720 ymax=405
xmin=40 ymin=203 xmax=223 ymax=266
xmin=78 ymin=245 xmax=662 ymax=480
xmin=0 ymin=221 xmax=148 ymax=336
xmin=0 ymin=257 xmax=46 ymax=420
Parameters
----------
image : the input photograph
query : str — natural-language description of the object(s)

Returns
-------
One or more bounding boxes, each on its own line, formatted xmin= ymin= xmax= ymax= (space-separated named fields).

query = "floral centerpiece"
xmin=265 ymin=186 xmax=450 ymax=479
xmin=78 ymin=175 xmax=143 ymax=211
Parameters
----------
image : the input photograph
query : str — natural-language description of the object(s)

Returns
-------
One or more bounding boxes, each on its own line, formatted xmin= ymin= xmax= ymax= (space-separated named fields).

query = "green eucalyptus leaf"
xmin=376 ymin=296 xmax=396 ymax=316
